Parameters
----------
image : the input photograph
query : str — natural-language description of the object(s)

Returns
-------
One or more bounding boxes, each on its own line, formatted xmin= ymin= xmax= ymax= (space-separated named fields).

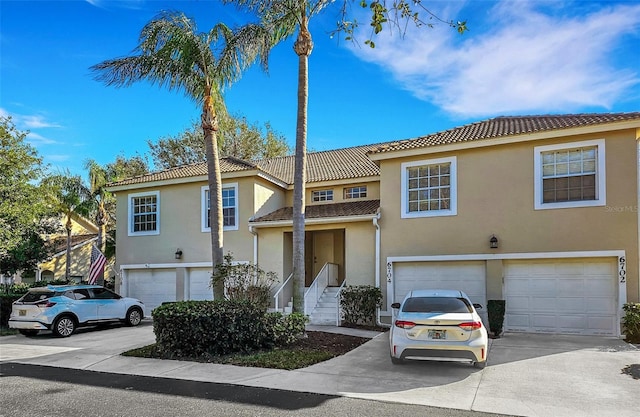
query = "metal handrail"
xmin=273 ymin=272 xmax=293 ymax=312
xmin=334 ymin=280 xmax=348 ymax=326
xmin=304 ymin=263 xmax=334 ymax=315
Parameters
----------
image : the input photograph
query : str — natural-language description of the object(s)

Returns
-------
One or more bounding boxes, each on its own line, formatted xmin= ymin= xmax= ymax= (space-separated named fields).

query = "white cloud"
xmin=47 ymin=154 xmax=71 ymax=162
xmin=349 ymin=1 xmax=640 ymax=117
xmin=85 ymin=0 xmax=145 ymax=10
xmin=26 ymin=132 xmax=58 ymax=145
xmin=21 ymin=114 xmax=63 ymax=129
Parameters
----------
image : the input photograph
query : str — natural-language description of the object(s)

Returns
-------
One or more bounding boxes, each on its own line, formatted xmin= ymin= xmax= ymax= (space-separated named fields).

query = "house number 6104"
xmin=619 ymin=256 xmax=626 ymax=283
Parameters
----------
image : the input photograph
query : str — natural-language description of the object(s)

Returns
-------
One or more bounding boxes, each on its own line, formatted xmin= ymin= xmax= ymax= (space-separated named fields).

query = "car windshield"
xmin=402 ymin=297 xmax=472 ymax=313
xmin=20 ymin=290 xmax=58 ymax=303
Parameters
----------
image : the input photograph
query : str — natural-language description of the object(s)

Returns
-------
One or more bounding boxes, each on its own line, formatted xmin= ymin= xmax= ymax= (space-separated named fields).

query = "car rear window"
xmin=20 ymin=290 xmax=57 ymax=303
xmin=402 ymin=297 xmax=472 ymax=313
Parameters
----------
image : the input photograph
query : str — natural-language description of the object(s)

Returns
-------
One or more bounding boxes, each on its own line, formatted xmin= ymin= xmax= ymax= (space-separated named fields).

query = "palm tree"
xmin=91 ymin=12 xmax=272 ymax=299
xmin=46 ymin=173 xmax=94 ymax=280
xmin=226 ymin=0 xmax=466 ymax=313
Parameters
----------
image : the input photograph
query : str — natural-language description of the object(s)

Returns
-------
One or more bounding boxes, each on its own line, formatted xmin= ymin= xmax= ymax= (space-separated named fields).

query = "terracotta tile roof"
xmin=370 ymin=112 xmax=640 ymax=154
xmin=109 ymin=157 xmax=255 ymax=187
xmin=250 ymin=199 xmax=380 ymax=223
xmin=109 ymin=145 xmax=385 ymax=188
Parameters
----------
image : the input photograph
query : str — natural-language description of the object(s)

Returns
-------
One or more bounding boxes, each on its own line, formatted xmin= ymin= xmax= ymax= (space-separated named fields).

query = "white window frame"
xmin=312 ymin=189 xmax=334 ymax=202
xmin=344 ymin=186 xmax=367 ymax=199
xmin=401 ymin=156 xmax=457 ymax=218
xmin=201 ymin=183 xmax=239 ymax=232
xmin=127 ymin=191 xmax=160 ymax=236
xmin=534 ymin=139 xmax=606 ymax=210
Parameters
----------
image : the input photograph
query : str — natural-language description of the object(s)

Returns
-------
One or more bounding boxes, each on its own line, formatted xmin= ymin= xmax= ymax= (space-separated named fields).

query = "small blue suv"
xmin=8 ymin=284 xmax=145 ymax=337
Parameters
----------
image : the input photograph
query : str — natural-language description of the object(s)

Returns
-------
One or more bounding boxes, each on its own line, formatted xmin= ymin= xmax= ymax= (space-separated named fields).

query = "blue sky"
xmin=1 ymin=0 xmax=639 ymax=178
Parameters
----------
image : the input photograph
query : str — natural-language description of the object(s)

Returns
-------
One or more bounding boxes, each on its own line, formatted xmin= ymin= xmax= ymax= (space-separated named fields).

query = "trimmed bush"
xmin=622 ymin=302 xmax=640 ymax=344
xmin=340 ymin=285 xmax=382 ymax=326
xmin=487 ymin=300 xmax=506 ymax=338
xmin=151 ymin=301 xmax=307 ymax=357
xmin=0 ymin=294 xmax=22 ymax=327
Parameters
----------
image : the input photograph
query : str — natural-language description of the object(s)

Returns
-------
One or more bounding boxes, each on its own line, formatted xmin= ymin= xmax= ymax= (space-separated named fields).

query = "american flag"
xmin=89 ymin=244 xmax=106 ymax=285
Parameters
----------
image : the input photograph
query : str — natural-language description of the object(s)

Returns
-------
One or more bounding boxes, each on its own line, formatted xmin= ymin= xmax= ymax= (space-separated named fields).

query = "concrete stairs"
xmin=308 ymin=287 xmax=340 ymax=325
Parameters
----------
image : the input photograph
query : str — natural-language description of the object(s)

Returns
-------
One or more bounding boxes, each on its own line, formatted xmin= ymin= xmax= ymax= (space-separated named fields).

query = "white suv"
xmin=8 ymin=284 xmax=145 ymax=337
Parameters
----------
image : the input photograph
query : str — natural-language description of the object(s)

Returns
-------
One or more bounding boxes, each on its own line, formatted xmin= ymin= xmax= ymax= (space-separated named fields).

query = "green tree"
xmin=44 ymin=172 xmax=94 ymax=280
xmin=0 ymin=116 xmax=54 ymax=261
xmin=91 ymin=12 xmax=272 ymax=299
xmin=148 ymin=115 xmax=290 ymax=170
xmin=226 ymin=0 xmax=465 ymax=312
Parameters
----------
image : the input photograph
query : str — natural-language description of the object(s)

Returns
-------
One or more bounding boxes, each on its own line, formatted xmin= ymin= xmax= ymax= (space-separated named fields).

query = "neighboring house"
xmin=31 ymin=215 xmax=99 ymax=284
xmin=107 ymin=112 xmax=640 ymax=337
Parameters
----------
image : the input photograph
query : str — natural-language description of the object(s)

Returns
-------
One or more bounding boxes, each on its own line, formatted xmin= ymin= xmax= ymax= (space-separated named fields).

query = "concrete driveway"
xmin=1 ymin=323 xmax=638 ymax=417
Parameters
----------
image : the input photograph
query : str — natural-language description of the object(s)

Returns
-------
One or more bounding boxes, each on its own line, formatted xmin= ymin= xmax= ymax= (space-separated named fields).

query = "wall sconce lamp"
xmin=175 ymin=249 xmax=183 ymax=260
xmin=489 ymin=235 xmax=499 ymax=249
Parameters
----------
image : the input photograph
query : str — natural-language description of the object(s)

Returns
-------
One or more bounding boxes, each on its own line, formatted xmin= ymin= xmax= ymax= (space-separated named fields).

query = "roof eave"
xmin=368 ymin=119 xmax=640 ymax=161
xmin=250 ymin=213 xmax=379 ymax=228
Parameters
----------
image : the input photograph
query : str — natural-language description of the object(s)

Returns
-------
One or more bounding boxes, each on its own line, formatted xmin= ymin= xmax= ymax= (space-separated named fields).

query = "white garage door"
xmin=127 ymin=269 xmax=176 ymax=316
xmin=189 ymin=268 xmax=214 ymax=301
xmin=504 ymin=259 xmax=617 ymax=335
xmin=393 ymin=261 xmax=487 ymax=322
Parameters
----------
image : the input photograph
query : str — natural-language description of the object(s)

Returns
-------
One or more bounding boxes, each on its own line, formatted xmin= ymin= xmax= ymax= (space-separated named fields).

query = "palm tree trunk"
xmin=65 ymin=215 xmax=72 ymax=280
xmin=96 ymin=203 xmax=106 ymax=285
xmin=292 ymin=20 xmax=313 ymax=313
xmin=202 ymin=94 xmax=225 ymax=300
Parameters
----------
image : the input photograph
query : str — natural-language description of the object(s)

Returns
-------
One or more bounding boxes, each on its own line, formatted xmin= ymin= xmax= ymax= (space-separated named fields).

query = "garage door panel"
xmin=189 ymin=269 xmax=214 ymax=301
xmin=504 ymin=258 xmax=617 ymax=336
xmin=128 ymin=270 xmax=176 ymax=316
xmin=394 ymin=261 xmax=487 ymax=324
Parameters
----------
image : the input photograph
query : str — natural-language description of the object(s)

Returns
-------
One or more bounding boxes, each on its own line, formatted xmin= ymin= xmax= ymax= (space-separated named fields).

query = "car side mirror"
xmin=473 ymin=303 xmax=483 ymax=309
xmin=391 ymin=302 xmax=401 ymax=309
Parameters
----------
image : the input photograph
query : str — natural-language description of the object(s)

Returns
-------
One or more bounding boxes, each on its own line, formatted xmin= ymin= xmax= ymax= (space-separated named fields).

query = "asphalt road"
xmin=0 ymin=363 xmax=513 ymax=417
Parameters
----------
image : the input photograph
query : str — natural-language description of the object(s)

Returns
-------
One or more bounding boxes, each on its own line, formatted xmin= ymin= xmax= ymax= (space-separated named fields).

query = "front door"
xmin=312 ymin=231 xmax=334 ymax=280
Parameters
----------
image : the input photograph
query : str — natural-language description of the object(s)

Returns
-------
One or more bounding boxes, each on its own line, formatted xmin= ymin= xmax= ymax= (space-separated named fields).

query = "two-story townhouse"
xmin=108 ymin=112 xmax=640 ymax=336
xmin=371 ymin=113 xmax=639 ymax=336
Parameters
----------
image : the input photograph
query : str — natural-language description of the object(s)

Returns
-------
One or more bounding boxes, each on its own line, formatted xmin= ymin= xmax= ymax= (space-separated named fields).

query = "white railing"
xmin=273 ymin=272 xmax=293 ymax=312
xmin=334 ymin=279 xmax=348 ymax=326
xmin=304 ymin=263 xmax=338 ymax=315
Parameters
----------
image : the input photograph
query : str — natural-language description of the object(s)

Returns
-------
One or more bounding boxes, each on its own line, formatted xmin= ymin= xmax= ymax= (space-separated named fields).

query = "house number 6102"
xmin=619 ymin=256 xmax=626 ymax=283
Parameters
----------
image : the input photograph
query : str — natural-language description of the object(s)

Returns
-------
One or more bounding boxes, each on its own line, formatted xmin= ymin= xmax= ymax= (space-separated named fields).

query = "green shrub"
xmin=0 ymin=294 xmax=22 ymax=327
xmin=622 ymin=302 xmax=640 ymax=344
xmin=151 ymin=300 xmax=307 ymax=357
xmin=487 ymin=300 xmax=506 ymax=338
xmin=211 ymin=253 xmax=277 ymax=310
xmin=340 ymin=285 xmax=382 ymax=326
xmin=263 ymin=312 xmax=308 ymax=346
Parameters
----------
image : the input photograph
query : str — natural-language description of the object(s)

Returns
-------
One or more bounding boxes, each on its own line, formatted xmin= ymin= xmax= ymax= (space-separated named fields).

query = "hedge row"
xmin=151 ymin=300 xmax=307 ymax=357
xmin=0 ymin=294 xmax=22 ymax=327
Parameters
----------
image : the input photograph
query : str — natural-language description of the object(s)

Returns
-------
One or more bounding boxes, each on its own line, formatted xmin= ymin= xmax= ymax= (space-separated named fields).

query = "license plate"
xmin=428 ymin=329 xmax=446 ymax=339
xmin=19 ymin=310 xmax=26 ymax=316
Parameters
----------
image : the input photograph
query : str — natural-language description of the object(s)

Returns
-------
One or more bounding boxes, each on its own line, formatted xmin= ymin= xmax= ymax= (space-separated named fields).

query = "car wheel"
xmin=53 ymin=316 xmax=76 ymax=337
xmin=391 ymin=356 xmax=404 ymax=365
xmin=125 ymin=307 xmax=142 ymax=326
xmin=473 ymin=361 xmax=487 ymax=369
xmin=18 ymin=329 xmax=39 ymax=337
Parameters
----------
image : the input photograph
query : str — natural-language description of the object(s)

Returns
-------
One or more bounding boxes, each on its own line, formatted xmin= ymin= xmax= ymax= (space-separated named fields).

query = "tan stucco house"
xmin=107 ymin=112 xmax=640 ymax=337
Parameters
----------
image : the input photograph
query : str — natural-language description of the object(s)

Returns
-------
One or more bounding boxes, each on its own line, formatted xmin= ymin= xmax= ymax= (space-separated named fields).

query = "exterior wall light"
xmin=175 ymin=249 xmax=183 ymax=260
xmin=489 ymin=235 xmax=499 ymax=249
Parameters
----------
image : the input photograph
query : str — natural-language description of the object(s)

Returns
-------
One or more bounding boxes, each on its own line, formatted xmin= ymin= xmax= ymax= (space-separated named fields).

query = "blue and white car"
xmin=8 ymin=284 xmax=145 ymax=337
xmin=390 ymin=289 xmax=488 ymax=368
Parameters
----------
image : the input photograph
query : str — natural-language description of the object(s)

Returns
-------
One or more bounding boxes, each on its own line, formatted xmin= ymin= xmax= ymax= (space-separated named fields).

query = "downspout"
xmin=373 ymin=210 xmax=389 ymax=328
xmin=249 ymin=224 xmax=258 ymax=266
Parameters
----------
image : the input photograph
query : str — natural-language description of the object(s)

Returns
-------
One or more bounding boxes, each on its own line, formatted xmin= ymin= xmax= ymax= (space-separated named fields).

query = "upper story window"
xmin=401 ymin=157 xmax=457 ymax=218
xmin=534 ymin=139 xmax=606 ymax=210
xmin=202 ymin=183 xmax=239 ymax=232
xmin=345 ymin=186 xmax=367 ymax=199
xmin=128 ymin=191 xmax=160 ymax=236
xmin=312 ymin=189 xmax=333 ymax=202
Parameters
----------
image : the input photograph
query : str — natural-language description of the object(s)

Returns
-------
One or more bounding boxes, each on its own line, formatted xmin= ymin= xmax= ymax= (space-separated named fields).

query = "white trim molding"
xmin=201 ymin=183 xmax=239 ymax=232
xmin=400 ymin=156 xmax=457 ymax=218
xmin=534 ymin=139 xmax=606 ymax=210
xmin=127 ymin=191 xmax=160 ymax=236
